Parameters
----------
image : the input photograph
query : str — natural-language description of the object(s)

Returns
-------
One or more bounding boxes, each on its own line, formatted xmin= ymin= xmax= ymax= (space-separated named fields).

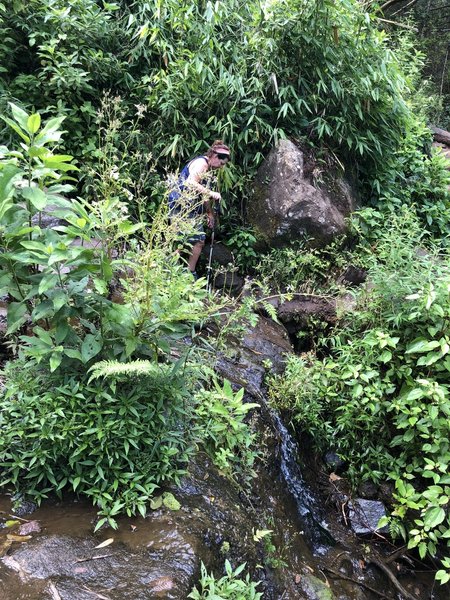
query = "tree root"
xmin=368 ymin=559 xmax=418 ymax=600
xmin=323 ymin=566 xmax=390 ymax=599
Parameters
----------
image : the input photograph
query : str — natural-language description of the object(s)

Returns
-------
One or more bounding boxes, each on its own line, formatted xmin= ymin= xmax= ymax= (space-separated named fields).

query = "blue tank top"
xmin=168 ymin=156 xmax=209 ymax=216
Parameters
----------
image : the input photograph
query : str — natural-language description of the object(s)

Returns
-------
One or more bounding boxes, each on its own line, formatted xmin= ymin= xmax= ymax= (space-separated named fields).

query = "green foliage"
xmin=0 ymin=102 xmax=222 ymax=372
xmin=194 ymin=378 xmax=259 ymax=481
xmin=188 ymin=560 xmax=262 ymax=600
xmin=362 ymin=117 xmax=450 ymax=241
xmin=0 ymin=102 xmax=229 ymax=526
xmin=269 ymin=211 xmax=450 ymax=577
xmin=2 ymin=0 xmax=443 ymax=223
xmin=255 ymin=238 xmax=354 ymax=294
xmin=0 ymin=362 xmax=194 ymax=529
xmin=226 ymin=227 xmax=258 ymax=271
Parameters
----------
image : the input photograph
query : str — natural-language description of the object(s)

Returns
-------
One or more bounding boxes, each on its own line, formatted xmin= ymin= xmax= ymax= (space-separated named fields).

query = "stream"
xmin=0 ymin=398 xmax=447 ymax=600
xmin=1 ymin=316 xmax=449 ymax=599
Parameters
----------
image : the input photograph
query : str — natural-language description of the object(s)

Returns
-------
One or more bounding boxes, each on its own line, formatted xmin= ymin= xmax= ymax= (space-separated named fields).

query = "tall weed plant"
xmin=0 ymin=102 xmax=228 ymax=525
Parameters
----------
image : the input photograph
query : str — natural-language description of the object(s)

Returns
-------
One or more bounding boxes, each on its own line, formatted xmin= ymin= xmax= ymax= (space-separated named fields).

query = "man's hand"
xmin=210 ymin=191 xmax=221 ymax=202
xmin=207 ymin=213 xmax=215 ymax=229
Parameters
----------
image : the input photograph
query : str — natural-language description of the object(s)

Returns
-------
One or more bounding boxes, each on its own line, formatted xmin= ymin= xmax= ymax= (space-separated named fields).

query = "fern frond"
xmin=88 ymin=359 xmax=170 ymax=382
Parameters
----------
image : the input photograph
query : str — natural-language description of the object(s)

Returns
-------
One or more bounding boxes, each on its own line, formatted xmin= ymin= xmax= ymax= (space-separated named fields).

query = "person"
xmin=168 ymin=140 xmax=230 ymax=278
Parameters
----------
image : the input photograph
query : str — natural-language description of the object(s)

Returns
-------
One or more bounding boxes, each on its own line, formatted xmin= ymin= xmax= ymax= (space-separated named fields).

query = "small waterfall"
xmin=265 ymin=401 xmax=335 ymax=553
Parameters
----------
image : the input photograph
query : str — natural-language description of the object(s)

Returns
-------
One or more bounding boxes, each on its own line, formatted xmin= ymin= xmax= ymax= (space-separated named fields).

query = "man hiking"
xmin=168 ymin=140 xmax=230 ymax=278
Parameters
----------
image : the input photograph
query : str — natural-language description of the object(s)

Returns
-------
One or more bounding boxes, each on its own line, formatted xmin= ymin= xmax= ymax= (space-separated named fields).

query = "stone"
xmin=18 ymin=521 xmax=41 ymax=536
xmin=324 ymin=451 xmax=345 ymax=473
xmin=299 ymin=573 xmax=335 ymax=600
xmin=248 ymin=140 xmax=356 ymax=248
xmin=357 ymin=481 xmax=379 ymax=500
xmin=214 ymin=315 xmax=292 ymax=395
xmin=336 ymin=265 xmax=367 ymax=287
xmin=201 ymin=241 xmax=245 ymax=295
xmin=2 ymin=530 xmax=199 ymax=600
xmin=11 ymin=499 xmax=37 ymax=518
xmin=202 ymin=241 xmax=234 ymax=267
xmin=347 ymin=499 xmax=388 ymax=535
xmin=211 ymin=271 xmax=245 ymax=296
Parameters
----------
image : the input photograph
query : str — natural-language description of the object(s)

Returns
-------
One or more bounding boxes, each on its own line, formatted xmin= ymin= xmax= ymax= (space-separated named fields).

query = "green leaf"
xmin=33 ymin=326 xmax=53 ymax=346
xmin=52 ymin=289 xmax=68 ymax=312
xmin=9 ymin=103 xmax=29 ymax=129
xmin=436 ymin=570 xmax=450 ymax=584
xmin=34 ymin=116 xmax=65 ymax=146
xmin=21 ymin=187 xmax=48 ymax=211
xmin=38 ymin=274 xmax=59 ymax=295
xmin=0 ymin=164 xmax=21 ymax=205
xmin=6 ymin=302 xmax=27 ymax=334
xmin=27 ymin=113 xmax=41 ymax=135
xmin=31 ymin=300 xmax=54 ymax=321
xmin=49 ymin=351 xmax=63 ymax=372
xmin=1 ymin=115 xmax=30 ymax=143
xmin=406 ymin=339 xmax=440 ymax=354
xmin=379 ymin=350 xmax=392 ymax=363
xmin=64 ymin=348 xmax=82 ymax=361
xmin=81 ymin=334 xmax=103 ymax=363
xmin=423 ymin=506 xmax=446 ymax=529
xmin=55 ymin=322 xmax=70 ymax=344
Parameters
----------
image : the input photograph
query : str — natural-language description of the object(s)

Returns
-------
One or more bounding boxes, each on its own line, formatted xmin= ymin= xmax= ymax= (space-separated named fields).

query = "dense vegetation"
xmin=0 ymin=0 xmax=449 ymax=586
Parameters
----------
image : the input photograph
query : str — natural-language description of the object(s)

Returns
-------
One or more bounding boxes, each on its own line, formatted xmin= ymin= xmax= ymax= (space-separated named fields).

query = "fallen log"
xmin=430 ymin=125 xmax=450 ymax=146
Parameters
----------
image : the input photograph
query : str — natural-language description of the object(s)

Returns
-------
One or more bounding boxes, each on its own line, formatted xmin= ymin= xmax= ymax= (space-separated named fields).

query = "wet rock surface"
xmin=0 ymin=449 xmax=326 ymax=600
xmin=214 ymin=314 xmax=292 ymax=396
xmin=3 ymin=531 xmax=198 ymax=599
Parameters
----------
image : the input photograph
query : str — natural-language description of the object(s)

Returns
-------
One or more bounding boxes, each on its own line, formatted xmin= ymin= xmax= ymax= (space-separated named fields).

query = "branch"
xmin=392 ymin=0 xmax=419 ymax=16
xmin=376 ymin=17 xmax=418 ymax=30
xmin=380 ymin=0 xmax=408 ymax=11
xmin=430 ymin=4 xmax=450 ymax=10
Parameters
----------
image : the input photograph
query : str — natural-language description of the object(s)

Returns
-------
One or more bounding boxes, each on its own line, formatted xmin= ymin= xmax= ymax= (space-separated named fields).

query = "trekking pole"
xmin=206 ymin=227 xmax=215 ymax=292
xmin=206 ymin=200 xmax=220 ymax=292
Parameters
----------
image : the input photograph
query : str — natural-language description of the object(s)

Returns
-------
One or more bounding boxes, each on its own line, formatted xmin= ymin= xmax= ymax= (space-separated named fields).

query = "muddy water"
xmin=1 ymin=455 xmax=447 ymax=600
xmin=0 ymin=405 xmax=448 ymax=600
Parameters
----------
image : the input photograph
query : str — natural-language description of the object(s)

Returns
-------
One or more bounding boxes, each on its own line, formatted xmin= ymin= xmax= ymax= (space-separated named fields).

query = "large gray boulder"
xmin=248 ymin=140 xmax=357 ymax=248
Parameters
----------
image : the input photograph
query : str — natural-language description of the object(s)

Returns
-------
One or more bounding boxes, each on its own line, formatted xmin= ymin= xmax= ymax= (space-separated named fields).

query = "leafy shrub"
xmin=364 ymin=118 xmax=450 ymax=241
xmin=0 ymin=103 xmax=229 ymax=528
xmin=194 ymin=379 xmax=259 ymax=482
xmin=0 ymin=362 xmax=194 ymax=529
xmin=225 ymin=227 xmax=258 ymax=271
xmin=0 ymin=102 xmax=222 ymax=372
xmin=269 ymin=211 xmax=450 ymax=578
xmin=254 ymin=238 xmax=354 ymax=294
xmin=188 ymin=560 xmax=262 ymax=600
